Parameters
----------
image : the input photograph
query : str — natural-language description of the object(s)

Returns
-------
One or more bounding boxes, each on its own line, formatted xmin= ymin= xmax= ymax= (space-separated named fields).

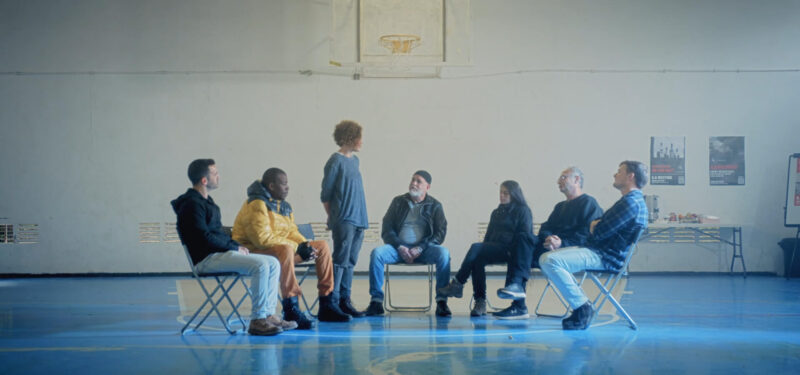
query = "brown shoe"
xmin=266 ymin=314 xmax=298 ymax=331
xmin=248 ymin=318 xmax=282 ymax=336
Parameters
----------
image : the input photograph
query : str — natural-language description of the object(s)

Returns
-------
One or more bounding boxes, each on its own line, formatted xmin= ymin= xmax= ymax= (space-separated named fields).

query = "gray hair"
xmin=564 ymin=166 xmax=585 ymax=188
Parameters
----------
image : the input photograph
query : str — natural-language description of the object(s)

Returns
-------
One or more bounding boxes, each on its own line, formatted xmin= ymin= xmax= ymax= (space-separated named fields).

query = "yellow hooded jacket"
xmin=231 ymin=181 xmax=307 ymax=251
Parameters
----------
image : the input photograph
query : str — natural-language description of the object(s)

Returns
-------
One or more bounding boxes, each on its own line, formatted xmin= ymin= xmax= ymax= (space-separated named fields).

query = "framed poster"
xmin=650 ymin=136 xmax=686 ymax=185
xmin=709 ymin=136 xmax=745 ymax=185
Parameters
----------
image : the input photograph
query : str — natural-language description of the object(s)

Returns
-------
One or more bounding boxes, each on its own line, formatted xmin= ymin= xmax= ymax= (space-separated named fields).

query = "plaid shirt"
xmin=589 ymin=189 xmax=648 ymax=270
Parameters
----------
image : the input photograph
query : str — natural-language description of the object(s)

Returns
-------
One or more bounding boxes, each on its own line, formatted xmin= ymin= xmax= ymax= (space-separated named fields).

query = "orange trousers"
xmin=253 ymin=240 xmax=334 ymax=299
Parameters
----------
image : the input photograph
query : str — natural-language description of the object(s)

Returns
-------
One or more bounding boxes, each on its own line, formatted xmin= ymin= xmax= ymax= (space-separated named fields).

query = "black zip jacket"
xmin=171 ymin=188 xmax=240 ymax=265
xmin=381 ymin=193 xmax=447 ymax=250
xmin=484 ymin=202 xmax=534 ymax=245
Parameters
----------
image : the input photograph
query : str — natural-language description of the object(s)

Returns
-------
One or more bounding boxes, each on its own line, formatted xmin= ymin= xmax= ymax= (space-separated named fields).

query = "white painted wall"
xmin=1 ymin=0 xmax=798 ymax=274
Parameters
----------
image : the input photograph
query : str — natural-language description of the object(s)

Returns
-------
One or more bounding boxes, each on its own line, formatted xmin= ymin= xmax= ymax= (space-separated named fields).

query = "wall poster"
xmin=709 ymin=136 xmax=745 ymax=185
xmin=650 ymin=136 xmax=686 ymax=185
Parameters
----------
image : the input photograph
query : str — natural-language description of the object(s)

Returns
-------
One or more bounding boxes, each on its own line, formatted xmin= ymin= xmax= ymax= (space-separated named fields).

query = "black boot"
xmin=339 ymin=297 xmax=366 ymax=318
xmin=318 ymin=295 xmax=352 ymax=322
xmin=282 ymin=296 xmax=317 ymax=330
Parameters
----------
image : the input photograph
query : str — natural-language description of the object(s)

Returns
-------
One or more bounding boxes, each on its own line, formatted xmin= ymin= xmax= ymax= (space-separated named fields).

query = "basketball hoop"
xmin=379 ymin=34 xmax=421 ymax=54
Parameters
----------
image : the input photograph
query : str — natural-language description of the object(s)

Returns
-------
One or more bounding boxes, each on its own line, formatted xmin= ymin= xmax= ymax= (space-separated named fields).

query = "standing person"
xmin=437 ymin=181 xmax=535 ymax=317
xmin=365 ymin=171 xmax=452 ymax=317
xmin=493 ymin=167 xmax=603 ymax=319
xmin=321 ymin=120 xmax=369 ymax=318
xmin=232 ymin=168 xmax=352 ymax=329
xmin=172 ymin=159 xmax=295 ymax=336
xmin=539 ymin=161 xmax=648 ymax=330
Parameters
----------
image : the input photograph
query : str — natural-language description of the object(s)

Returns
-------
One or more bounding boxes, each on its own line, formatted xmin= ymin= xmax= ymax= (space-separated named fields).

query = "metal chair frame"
xmin=384 ymin=263 xmax=434 ymax=312
xmin=180 ymin=245 xmax=252 ymax=335
xmin=534 ymin=226 xmax=644 ymax=330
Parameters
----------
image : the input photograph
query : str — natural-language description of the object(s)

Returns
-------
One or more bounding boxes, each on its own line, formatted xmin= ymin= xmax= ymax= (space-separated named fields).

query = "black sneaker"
xmin=497 ymin=283 xmax=526 ymax=300
xmin=562 ymin=302 xmax=594 ymax=330
xmin=339 ymin=298 xmax=366 ymax=318
xmin=493 ymin=304 xmax=529 ymax=320
xmin=282 ymin=297 xmax=318 ymax=329
xmin=435 ymin=301 xmax=452 ymax=317
xmin=365 ymin=301 xmax=385 ymax=316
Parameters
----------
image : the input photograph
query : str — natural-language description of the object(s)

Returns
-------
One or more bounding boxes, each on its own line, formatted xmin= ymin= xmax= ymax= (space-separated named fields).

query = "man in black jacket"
xmin=364 ymin=170 xmax=452 ymax=317
xmin=494 ymin=166 xmax=604 ymax=319
xmin=172 ymin=159 xmax=294 ymax=335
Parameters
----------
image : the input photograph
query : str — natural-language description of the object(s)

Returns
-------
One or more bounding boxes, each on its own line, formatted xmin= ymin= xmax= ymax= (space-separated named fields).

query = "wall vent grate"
xmin=139 ymin=222 xmax=161 ymax=243
xmin=0 ymin=224 xmax=13 ymax=244
xmin=163 ymin=223 xmax=180 ymax=243
xmin=15 ymin=224 xmax=39 ymax=244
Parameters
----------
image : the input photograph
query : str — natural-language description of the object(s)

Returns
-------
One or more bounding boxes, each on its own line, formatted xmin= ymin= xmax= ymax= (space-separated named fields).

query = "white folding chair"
xmin=535 ymin=226 xmax=644 ymax=330
xmin=180 ymin=245 xmax=252 ymax=335
xmin=384 ymin=263 xmax=434 ymax=312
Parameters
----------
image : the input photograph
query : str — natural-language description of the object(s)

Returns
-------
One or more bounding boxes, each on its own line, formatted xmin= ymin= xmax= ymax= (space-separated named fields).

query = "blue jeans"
xmin=368 ymin=244 xmax=451 ymax=303
xmin=331 ymin=222 xmax=364 ymax=303
xmin=539 ymin=246 xmax=606 ymax=309
xmin=196 ymin=250 xmax=280 ymax=320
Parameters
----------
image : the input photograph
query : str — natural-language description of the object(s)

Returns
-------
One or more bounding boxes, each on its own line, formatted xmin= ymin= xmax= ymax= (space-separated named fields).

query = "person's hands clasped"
xmin=543 ymin=235 xmax=562 ymax=251
xmin=297 ymin=242 xmax=319 ymax=261
xmin=408 ymin=246 xmax=423 ymax=261
xmin=238 ymin=246 xmax=250 ymax=255
xmin=397 ymin=246 xmax=414 ymax=264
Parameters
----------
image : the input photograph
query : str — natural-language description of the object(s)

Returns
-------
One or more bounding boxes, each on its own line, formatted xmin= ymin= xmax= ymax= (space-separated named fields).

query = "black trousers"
xmin=453 ymin=233 xmax=538 ymax=299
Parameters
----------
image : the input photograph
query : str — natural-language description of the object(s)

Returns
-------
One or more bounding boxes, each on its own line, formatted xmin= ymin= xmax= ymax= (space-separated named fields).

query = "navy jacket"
xmin=172 ymin=188 xmax=240 ymax=265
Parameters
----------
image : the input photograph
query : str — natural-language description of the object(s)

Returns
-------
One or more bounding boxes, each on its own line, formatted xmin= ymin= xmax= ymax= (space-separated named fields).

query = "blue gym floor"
xmin=1 ymin=275 xmax=799 ymax=374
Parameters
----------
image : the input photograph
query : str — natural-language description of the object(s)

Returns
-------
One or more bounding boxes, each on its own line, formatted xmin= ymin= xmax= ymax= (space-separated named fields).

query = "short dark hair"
xmin=333 ymin=120 xmax=362 ymax=147
xmin=620 ymin=160 xmax=648 ymax=189
xmin=187 ymin=159 xmax=215 ymax=185
xmin=261 ymin=167 xmax=286 ymax=187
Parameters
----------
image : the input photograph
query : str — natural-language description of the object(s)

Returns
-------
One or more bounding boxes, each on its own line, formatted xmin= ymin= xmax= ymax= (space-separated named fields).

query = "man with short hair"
xmin=493 ymin=166 xmax=603 ymax=319
xmin=365 ymin=170 xmax=452 ymax=317
xmin=539 ymin=161 xmax=648 ymax=330
xmin=172 ymin=159 xmax=295 ymax=336
xmin=232 ymin=168 xmax=355 ymax=329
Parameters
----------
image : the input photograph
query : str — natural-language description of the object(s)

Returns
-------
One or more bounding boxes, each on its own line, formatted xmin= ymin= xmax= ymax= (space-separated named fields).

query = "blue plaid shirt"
xmin=588 ymin=189 xmax=648 ymax=270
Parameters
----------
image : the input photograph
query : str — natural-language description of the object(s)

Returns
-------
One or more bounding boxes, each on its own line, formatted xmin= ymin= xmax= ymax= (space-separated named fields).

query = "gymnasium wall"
xmin=1 ymin=0 xmax=798 ymax=274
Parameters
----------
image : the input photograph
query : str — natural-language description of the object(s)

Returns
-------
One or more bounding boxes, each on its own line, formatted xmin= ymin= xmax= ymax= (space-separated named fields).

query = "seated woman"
xmin=437 ymin=180 xmax=536 ymax=317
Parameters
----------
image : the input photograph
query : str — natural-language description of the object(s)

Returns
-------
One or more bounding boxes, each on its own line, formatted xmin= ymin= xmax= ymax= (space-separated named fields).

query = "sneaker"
xmin=562 ymin=302 xmax=594 ymax=330
xmin=266 ymin=314 xmax=298 ymax=331
xmin=318 ymin=295 xmax=352 ymax=323
xmin=493 ymin=305 xmax=529 ymax=320
xmin=365 ymin=301 xmax=385 ymax=316
xmin=248 ymin=318 xmax=282 ymax=336
xmin=282 ymin=297 xmax=318 ymax=330
xmin=471 ymin=298 xmax=487 ymax=317
xmin=435 ymin=300 xmax=452 ymax=317
xmin=497 ymin=283 xmax=526 ymax=300
xmin=437 ymin=278 xmax=464 ymax=298
xmin=339 ymin=298 xmax=366 ymax=318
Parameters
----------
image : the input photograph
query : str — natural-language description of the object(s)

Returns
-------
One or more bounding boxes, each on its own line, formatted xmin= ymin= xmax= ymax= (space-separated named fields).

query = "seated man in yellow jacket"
xmin=232 ymin=168 xmax=354 ymax=329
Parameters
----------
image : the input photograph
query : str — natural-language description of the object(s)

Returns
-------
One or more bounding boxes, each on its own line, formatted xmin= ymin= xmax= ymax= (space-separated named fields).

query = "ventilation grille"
xmin=138 ymin=222 xmax=161 ymax=243
xmin=163 ymin=223 xmax=180 ymax=243
xmin=15 ymin=224 xmax=39 ymax=244
xmin=0 ymin=224 xmax=13 ymax=244
xmin=309 ymin=222 xmax=331 ymax=241
xmin=363 ymin=222 xmax=381 ymax=243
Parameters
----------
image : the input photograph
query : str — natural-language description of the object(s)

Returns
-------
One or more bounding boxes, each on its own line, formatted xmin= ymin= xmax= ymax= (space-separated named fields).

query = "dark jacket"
xmin=484 ymin=202 xmax=533 ymax=246
xmin=171 ymin=188 xmax=240 ymax=265
xmin=381 ymin=193 xmax=447 ymax=250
